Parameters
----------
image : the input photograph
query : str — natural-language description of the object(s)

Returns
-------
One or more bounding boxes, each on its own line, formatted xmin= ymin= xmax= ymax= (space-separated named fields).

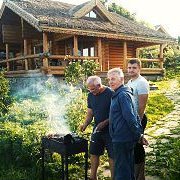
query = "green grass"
xmin=146 ymin=92 xmax=174 ymax=128
xmin=145 ymin=78 xmax=180 ymax=180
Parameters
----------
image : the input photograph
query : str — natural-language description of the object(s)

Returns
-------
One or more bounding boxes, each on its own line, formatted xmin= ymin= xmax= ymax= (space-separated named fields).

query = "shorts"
xmin=89 ymin=131 xmax=113 ymax=158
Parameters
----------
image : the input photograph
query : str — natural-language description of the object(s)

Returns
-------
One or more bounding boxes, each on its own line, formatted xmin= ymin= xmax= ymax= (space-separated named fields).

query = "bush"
xmin=146 ymin=137 xmax=180 ymax=180
xmin=64 ymin=60 xmax=99 ymax=87
xmin=0 ymin=71 xmax=12 ymax=116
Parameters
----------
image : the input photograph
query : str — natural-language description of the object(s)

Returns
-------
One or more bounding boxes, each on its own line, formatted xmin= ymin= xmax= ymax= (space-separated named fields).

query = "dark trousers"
xmin=113 ymin=142 xmax=135 ymax=180
xmin=134 ymin=114 xmax=148 ymax=180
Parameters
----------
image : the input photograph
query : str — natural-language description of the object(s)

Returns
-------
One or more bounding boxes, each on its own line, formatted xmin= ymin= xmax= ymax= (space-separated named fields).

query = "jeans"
xmin=113 ymin=142 xmax=135 ymax=180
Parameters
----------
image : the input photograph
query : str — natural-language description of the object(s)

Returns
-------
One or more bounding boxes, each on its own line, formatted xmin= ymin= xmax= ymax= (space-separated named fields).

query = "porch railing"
xmin=0 ymin=55 xmax=164 ymax=75
xmin=0 ymin=54 xmax=100 ymax=75
xmin=127 ymin=58 xmax=164 ymax=75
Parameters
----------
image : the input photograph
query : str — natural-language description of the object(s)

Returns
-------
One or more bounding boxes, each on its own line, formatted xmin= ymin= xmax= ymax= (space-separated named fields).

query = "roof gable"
xmin=0 ymin=0 xmax=41 ymax=31
xmin=155 ymin=25 xmax=169 ymax=35
xmin=69 ymin=0 xmax=117 ymax=24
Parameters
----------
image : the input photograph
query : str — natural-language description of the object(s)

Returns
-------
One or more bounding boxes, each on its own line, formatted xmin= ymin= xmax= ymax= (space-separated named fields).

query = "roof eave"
xmin=41 ymin=26 xmax=175 ymax=44
xmin=4 ymin=0 xmax=42 ymax=32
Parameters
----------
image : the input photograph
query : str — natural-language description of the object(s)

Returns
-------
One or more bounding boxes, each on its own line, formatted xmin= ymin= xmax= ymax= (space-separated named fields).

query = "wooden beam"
xmin=123 ymin=41 xmax=127 ymax=70
xmin=73 ymin=35 xmax=78 ymax=56
xmin=5 ymin=44 xmax=9 ymax=71
xmin=41 ymin=26 xmax=175 ymax=44
xmin=97 ymin=38 xmax=102 ymax=71
xmin=136 ymin=48 xmax=139 ymax=58
xmin=160 ymin=44 xmax=164 ymax=69
xmin=24 ymin=39 xmax=28 ymax=70
xmin=43 ymin=32 xmax=49 ymax=68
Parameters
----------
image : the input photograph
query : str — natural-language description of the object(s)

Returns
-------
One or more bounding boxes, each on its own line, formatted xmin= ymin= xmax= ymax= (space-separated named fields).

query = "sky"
xmin=0 ymin=0 xmax=179 ymax=38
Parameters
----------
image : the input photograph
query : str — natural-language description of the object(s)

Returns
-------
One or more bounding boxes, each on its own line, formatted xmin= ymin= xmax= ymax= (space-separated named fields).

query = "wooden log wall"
xmin=22 ymin=21 xmax=42 ymax=40
xmin=52 ymin=41 xmax=65 ymax=55
xmin=2 ymin=25 xmax=22 ymax=43
xmin=102 ymin=40 xmax=136 ymax=71
xmin=127 ymin=42 xmax=136 ymax=58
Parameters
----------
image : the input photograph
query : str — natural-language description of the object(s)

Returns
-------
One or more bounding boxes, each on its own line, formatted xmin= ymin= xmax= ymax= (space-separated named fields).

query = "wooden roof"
xmin=0 ymin=0 xmax=176 ymax=43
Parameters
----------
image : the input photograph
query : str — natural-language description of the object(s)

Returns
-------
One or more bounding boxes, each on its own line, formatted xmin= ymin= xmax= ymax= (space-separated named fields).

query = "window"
xmin=85 ymin=11 xmax=97 ymax=18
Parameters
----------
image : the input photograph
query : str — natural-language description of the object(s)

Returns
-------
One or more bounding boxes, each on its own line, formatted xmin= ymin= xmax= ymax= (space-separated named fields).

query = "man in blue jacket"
xmin=107 ymin=68 xmax=148 ymax=180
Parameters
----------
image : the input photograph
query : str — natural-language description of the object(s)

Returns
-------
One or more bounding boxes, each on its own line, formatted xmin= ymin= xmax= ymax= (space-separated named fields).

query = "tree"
xmin=108 ymin=3 xmax=136 ymax=21
xmin=100 ymin=0 xmax=136 ymax=21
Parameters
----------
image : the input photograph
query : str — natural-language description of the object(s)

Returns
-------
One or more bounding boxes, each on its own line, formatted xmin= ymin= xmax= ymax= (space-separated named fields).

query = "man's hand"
xmin=96 ymin=120 xmax=109 ymax=131
xmin=141 ymin=137 xmax=149 ymax=145
xmin=139 ymin=135 xmax=149 ymax=146
xmin=79 ymin=124 xmax=87 ymax=132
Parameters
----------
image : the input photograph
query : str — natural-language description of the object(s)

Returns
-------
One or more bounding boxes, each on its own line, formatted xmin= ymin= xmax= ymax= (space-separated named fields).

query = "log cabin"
xmin=0 ymin=0 xmax=176 ymax=78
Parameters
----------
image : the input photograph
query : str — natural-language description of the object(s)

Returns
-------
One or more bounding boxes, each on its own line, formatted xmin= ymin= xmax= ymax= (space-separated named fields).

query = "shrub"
xmin=64 ymin=60 xmax=99 ymax=87
xmin=0 ymin=71 xmax=12 ymax=116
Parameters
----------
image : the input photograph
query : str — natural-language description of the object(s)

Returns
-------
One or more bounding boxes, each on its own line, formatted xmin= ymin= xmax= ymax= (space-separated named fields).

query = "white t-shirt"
xmin=127 ymin=75 xmax=149 ymax=111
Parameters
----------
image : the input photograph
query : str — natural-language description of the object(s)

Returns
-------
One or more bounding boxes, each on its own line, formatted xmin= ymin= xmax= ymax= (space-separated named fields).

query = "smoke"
xmin=10 ymin=75 xmax=82 ymax=135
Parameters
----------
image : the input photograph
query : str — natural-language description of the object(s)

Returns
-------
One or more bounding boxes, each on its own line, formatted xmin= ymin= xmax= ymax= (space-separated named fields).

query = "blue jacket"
xmin=109 ymin=85 xmax=142 ymax=143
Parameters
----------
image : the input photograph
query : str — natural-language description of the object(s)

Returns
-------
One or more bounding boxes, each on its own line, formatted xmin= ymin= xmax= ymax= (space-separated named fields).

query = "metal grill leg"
xmin=65 ymin=154 xmax=68 ymax=180
xmin=41 ymin=147 xmax=45 ymax=180
xmin=85 ymin=151 xmax=88 ymax=180
xmin=61 ymin=155 xmax=64 ymax=180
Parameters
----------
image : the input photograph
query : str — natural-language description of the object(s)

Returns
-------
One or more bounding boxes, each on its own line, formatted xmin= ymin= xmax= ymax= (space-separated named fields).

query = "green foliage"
xmin=0 ymin=99 xmax=48 ymax=180
xmin=163 ymin=45 xmax=180 ymax=77
xmin=0 ymin=71 xmax=12 ymax=116
xmin=64 ymin=61 xmax=83 ymax=85
xmin=108 ymin=3 xmax=136 ymax=21
xmin=139 ymin=44 xmax=180 ymax=76
xmin=64 ymin=60 xmax=99 ymax=86
xmin=139 ymin=46 xmax=160 ymax=68
xmin=146 ymin=137 xmax=180 ymax=180
xmin=146 ymin=92 xmax=174 ymax=128
xmin=65 ymin=92 xmax=88 ymax=133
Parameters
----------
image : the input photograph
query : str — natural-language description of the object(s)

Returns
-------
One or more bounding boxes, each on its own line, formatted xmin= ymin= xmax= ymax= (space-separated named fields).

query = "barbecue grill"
xmin=41 ymin=133 xmax=88 ymax=180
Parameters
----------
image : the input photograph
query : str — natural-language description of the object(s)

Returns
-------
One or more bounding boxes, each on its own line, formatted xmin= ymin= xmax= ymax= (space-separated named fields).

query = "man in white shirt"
xmin=127 ymin=59 xmax=149 ymax=180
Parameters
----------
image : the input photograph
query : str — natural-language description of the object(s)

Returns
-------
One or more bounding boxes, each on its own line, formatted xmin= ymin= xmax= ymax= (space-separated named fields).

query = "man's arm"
xmin=138 ymin=94 xmax=148 ymax=119
xmin=80 ymin=108 xmax=93 ymax=132
xmin=96 ymin=119 xmax=109 ymax=131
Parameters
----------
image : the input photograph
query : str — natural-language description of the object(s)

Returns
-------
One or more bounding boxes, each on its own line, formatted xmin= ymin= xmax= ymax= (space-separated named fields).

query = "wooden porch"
xmin=0 ymin=0 xmax=174 ymax=78
xmin=0 ymin=53 xmax=164 ymax=77
xmin=0 ymin=34 xmax=165 ymax=77
xmin=0 ymin=30 xmax=165 ymax=77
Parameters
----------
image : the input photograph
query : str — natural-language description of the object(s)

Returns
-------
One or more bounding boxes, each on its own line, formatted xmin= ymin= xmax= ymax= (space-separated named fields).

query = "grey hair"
xmin=86 ymin=75 xmax=102 ymax=86
xmin=107 ymin=68 xmax=124 ymax=78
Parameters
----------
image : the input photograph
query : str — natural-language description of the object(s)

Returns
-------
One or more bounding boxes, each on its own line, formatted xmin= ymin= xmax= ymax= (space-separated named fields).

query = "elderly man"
xmin=107 ymin=68 xmax=147 ymax=180
xmin=80 ymin=75 xmax=114 ymax=180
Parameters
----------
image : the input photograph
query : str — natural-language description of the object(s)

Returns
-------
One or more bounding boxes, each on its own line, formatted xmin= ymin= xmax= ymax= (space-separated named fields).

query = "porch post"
xmin=5 ymin=44 xmax=9 ymax=71
xmin=24 ymin=39 xmax=28 ymax=70
xmin=43 ymin=32 xmax=49 ymax=69
xmin=73 ymin=35 xmax=78 ymax=56
xmin=27 ymin=41 xmax=32 ymax=69
xmin=160 ymin=44 xmax=164 ymax=69
xmin=97 ymin=38 xmax=102 ymax=71
xmin=136 ymin=48 xmax=139 ymax=58
xmin=123 ymin=41 xmax=127 ymax=71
